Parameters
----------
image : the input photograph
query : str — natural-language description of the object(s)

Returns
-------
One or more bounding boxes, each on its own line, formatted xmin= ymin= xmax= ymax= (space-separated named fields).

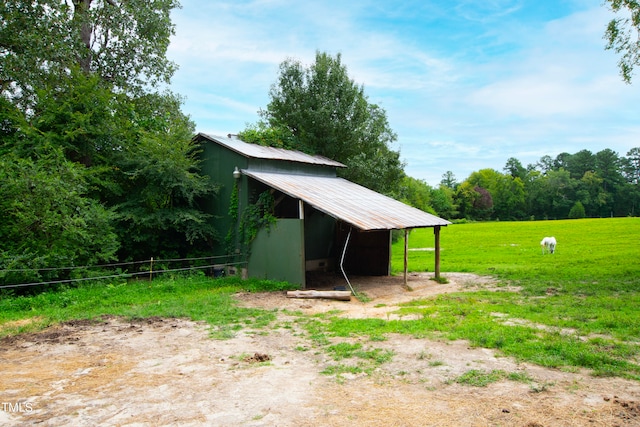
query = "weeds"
xmin=453 ymin=369 xmax=532 ymax=387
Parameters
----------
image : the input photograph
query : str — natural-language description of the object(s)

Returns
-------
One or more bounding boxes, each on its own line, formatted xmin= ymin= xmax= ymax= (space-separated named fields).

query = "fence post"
xmin=149 ymin=257 xmax=154 ymax=281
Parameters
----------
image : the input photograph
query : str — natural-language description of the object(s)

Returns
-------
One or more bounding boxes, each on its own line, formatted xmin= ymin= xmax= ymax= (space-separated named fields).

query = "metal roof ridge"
xmin=196 ymin=133 xmax=346 ymax=168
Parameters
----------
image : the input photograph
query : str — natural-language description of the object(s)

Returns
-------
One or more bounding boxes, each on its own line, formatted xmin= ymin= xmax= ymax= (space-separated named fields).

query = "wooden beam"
xmin=286 ymin=290 xmax=351 ymax=301
xmin=404 ymin=229 xmax=409 ymax=287
xmin=434 ymin=226 xmax=441 ymax=279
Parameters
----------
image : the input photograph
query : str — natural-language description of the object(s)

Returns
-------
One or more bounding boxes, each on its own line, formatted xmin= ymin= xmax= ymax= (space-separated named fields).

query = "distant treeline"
xmin=399 ymin=148 xmax=640 ymax=221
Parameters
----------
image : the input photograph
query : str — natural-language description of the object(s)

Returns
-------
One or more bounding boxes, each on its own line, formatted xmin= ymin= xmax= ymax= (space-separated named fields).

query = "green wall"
xmin=248 ymin=219 xmax=305 ymax=286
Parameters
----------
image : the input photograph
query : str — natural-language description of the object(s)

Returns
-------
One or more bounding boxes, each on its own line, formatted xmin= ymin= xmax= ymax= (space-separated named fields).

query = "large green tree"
xmin=0 ymin=115 xmax=119 ymax=285
xmin=1 ymin=0 xmax=178 ymax=108
xmin=249 ymin=51 xmax=405 ymax=196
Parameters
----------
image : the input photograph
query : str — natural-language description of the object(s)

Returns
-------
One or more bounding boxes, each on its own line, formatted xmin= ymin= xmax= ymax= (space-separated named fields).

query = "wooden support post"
xmin=404 ymin=229 xmax=409 ymax=287
xmin=434 ymin=226 xmax=441 ymax=279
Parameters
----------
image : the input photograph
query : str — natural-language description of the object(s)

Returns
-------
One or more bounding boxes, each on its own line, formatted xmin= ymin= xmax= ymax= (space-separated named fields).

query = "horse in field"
xmin=540 ymin=237 xmax=557 ymax=254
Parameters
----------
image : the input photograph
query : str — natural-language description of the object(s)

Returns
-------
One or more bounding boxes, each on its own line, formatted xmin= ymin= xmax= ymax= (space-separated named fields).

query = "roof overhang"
xmin=243 ymin=170 xmax=451 ymax=231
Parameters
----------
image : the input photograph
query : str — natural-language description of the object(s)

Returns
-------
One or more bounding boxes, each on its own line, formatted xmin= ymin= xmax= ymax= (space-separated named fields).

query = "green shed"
xmin=195 ymin=133 xmax=451 ymax=288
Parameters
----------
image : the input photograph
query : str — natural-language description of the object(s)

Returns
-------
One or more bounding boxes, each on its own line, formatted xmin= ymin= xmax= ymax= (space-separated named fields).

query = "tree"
xmin=0 ymin=144 xmax=119 ymax=285
xmin=1 ymin=1 xmax=220 ymax=272
xmin=454 ymin=181 xmax=493 ymax=220
xmin=554 ymin=152 xmax=572 ymax=171
xmin=595 ymin=148 xmax=624 ymax=191
xmin=604 ymin=0 xmax=640 ymax=83
xmin=576 ymin=171 xmax=608 ymax=216
xmin=398 ymin=176 xmax=436 ymax=214
xmin=112 ymin=93 xmax=219 ymax=260
xmin=430 ymin=186 xmax=458 ymax=219
xmin=440 ymin=171 xmax=458 ymax=189
xmin=472 ymin=186 xmax=494 ymax=220
xmin=466 ymin=168 xmax=525 ymax=220
xmin=621 ymin=147 xmax=640 ymax=215
xmin=545 ymin=169 xmax=577 ymax=219
xmin=568 ymin=201 xmax=586 ymax=219
xmin=494 ymin=175 xmax=526 ymax=220
xmin=238 ymin=122 xmax=298 ymax=149
xmin=504 ymin=157 xmax=526 ymax=181
xmin=623 ymin=147 xmax=640 ymax=184
xmin=1 ymin=0 xmax=178 ymax=109
xmin=256 ymin=51 xmax=405 ymax=195
xmin=536 ymin=155 xmax=555 ymax=174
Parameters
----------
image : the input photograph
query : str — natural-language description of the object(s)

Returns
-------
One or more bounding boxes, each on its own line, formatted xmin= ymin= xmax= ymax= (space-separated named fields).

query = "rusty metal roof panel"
xmin=243 ymin=170 xmax=451 ymax=231
xmin=197 ymin=133 xmax=346 ymax=168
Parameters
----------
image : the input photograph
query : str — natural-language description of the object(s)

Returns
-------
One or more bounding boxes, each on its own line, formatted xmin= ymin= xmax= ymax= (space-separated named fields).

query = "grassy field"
xmin=0 ymin=277 xmax=296 ymax=339
xmin=1 ymin=217 xmax=639 ymax=380
xmin=392 ymin=217 xmax=640 ymax=286
xmin=376 ymin=217 xmax=639 ymax=379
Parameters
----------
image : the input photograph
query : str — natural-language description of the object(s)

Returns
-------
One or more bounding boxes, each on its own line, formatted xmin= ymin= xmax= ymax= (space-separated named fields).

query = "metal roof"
xmin=243 ymin=170 xmax=451 ymax=231
xmin=197 ymin=133 xmax=346 ymax=168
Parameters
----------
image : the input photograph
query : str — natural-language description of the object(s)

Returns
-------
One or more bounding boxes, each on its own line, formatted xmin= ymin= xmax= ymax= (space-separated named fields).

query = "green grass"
xmin=1 ymin=218 xmax=639 ymax=381
xmin=453 ymin=369 xmax=533 ymax=387
xmin=393 ymin=218 xmax=640 ymax=288
xmin=323 ymin=218 xmax=640 ymax=380
xmin=0 ymin=275 xmax=298 ymax=339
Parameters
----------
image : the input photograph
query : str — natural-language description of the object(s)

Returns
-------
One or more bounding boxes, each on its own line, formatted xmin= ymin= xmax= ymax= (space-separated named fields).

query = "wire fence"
xmin=0 ymin=255 xmax=247 ymax=290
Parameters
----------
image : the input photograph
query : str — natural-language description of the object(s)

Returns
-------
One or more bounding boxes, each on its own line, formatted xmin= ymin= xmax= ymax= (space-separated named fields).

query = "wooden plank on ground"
xmin=286 ymin=290 xmax=351 ymax=301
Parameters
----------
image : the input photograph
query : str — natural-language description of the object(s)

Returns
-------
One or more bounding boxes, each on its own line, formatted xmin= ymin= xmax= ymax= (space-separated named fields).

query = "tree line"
xmin=400 ymin=148 xmax=640 ymax=222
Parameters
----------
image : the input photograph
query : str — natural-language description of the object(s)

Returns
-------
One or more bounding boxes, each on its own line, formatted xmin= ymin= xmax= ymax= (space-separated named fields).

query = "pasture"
xmin=393 ymin=217 xmax=639 ymax=290
xmin=1 ymin=218 xmax=640 ymax=425
xmin=386 ymin=217 xmax=640 ymax=378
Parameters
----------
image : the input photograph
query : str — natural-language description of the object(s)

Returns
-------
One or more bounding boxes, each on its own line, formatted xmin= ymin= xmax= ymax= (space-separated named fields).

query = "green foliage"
xmin=568 ymin=201 xmax=586 ymax=219
xmin=238 ymin=122 xmax=299 ymax=150
xmin=225 ymin=182 xmax=240 ymax=252
xmin=604 ymin=0 xmax=640 ymax=83
xmin=112 ymin=97 xmax=219 ymax=260
xmin=0 ymin=0 xmax=178 ymax=108
xmin=238 ymin=191 xmax=278 ymax=251
xmin=430 ymin=185 xmax=458 ymax=219
xmin=452 ymin=148 xmax=640 ymax=221
xmin=1 ymin=6 xmax=219 ymax=269
xmin=398 ymin=176 xmax=437 ymax=214
xmin=254 ymin=51 xmax=405 ymax=196
xmin=0 ymin=144 xmax=119 ymax=285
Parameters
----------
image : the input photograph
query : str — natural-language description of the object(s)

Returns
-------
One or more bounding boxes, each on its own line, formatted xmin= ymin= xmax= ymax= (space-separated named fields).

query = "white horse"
xmin=540 ymin=237 xmax=557 ymax=254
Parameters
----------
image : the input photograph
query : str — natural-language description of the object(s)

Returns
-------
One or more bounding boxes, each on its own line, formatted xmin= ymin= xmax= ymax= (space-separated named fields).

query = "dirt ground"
xmin=1 ymin=273 xmax=639 ymax=426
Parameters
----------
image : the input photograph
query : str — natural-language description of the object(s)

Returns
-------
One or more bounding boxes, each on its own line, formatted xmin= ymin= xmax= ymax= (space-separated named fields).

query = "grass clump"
xmin=321 ymin=342 xmax=394 ymax=379
xmin=454 ymin=369 xmax=532 ymax=387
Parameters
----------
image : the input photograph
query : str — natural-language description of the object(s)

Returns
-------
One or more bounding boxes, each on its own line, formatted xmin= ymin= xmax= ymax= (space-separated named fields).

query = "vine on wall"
xmin=224 ymin=182 xmax=240 ymax=253
xmin=241 ymin=191 xmax=277 ymax=246
xmin=226 ymin=187 xmax=277 ymax=257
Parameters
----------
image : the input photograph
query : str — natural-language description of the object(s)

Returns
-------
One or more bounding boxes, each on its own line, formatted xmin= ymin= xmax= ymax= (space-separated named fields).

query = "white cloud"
xmin=168 ymin=1 xmax=640 ymax=186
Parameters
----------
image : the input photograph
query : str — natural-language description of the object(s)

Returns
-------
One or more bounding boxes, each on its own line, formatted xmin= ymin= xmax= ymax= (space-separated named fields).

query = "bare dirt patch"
xmin=1 ymin=273 xmax=639 ymax=426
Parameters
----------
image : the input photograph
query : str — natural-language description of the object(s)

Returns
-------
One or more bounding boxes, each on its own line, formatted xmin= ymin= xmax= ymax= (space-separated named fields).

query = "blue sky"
xmin=167 ymin=0 xmax=640 ymax=186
